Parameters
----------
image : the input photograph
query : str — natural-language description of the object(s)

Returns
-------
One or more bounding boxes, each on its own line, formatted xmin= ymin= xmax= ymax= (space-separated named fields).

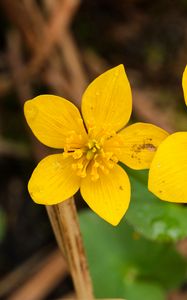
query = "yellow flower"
xmin=24 ymin=65 xmax=168 ymax=225
xmin=148 ymin=66 xmax=187 ymax=202
xmin=183 ymin=65 xmax=187 ymax=106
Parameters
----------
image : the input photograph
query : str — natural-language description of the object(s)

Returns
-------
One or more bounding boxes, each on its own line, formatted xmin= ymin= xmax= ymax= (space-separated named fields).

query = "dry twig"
xmin=7 ymin=249 xmax=67 ymax=300
xmin=47 ymin=199 xmax=94 ymax=300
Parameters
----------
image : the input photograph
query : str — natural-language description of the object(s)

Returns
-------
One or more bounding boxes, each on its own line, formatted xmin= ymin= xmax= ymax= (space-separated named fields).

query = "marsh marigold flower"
xmin=24 ymin=65 xmax=168 ymax=225
xmin=148 ymin=66 xmax=187 ymax=202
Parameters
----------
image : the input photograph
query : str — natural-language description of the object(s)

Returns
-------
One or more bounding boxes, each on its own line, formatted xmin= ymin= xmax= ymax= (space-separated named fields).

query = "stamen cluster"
xmin=63 ymin=128 xmax=119 ymax=181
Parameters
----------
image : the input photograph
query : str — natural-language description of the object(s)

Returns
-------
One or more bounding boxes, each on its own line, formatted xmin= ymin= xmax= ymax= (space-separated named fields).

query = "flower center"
xmin=63 ymin=129 xmax=118 ymax=181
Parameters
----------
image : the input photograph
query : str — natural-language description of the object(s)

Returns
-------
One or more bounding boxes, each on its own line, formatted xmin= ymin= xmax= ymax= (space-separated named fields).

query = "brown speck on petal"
xmin=132 ymin=143 xmax=156 ymax=153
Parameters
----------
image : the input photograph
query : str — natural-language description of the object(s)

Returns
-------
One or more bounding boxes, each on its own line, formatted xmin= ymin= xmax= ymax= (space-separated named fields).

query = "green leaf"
xmin=123 ymin=281 xmax=165 ymax=300
xmin=123 ymin=166 xmax=187 ymax=242
xmin=79 ymin=211 xmax=186 ymax=300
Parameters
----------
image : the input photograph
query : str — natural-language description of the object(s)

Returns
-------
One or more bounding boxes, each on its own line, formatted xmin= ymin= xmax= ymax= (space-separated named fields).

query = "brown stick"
xmin=61 ymin=292 xmax=76 ymax=299
xmin=0 ymin=247 xmax=51 ymax=298
xmin=27 ymin=0 xmax=80 ymax=77
xmin=7 ymin=30 xmax=49 ymax=161
xmin=47 ymin=198 xmax=94 ymax=300
xmin=0 ymin=0 xmax=37 ymax=49
xmin=7 ymin=249 xmax=67 ymax=300
xmin=59 ymin=30 xmax=88 ymax=106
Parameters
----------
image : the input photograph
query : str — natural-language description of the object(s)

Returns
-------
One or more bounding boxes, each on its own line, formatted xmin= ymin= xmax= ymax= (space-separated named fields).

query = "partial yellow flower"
xmin=148 ymin=66 xmax=187 ymax=202
xmin=24 ymin=65 xmax=168 ymax=226
xmin=182 ymin=65 xmax=187 ymax=105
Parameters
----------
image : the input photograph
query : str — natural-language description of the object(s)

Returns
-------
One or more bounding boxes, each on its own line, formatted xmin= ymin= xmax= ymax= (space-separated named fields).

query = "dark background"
xmin=0 ymin=0 xmax=187 ymax=299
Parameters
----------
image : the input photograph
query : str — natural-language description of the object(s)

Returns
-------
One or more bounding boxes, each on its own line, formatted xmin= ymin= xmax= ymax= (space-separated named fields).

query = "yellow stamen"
xmin=64 ymin=129 xmax=119 ymax=180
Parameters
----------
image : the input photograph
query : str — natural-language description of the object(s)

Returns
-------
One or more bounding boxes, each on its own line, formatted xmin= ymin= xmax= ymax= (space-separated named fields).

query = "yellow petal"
xmin=24 ymin=95 xmax=87 ymax=149
xmin=80 ymin=164 xmax=131 ymax=226
xmin=105 ymin=122 xmax=169 ymax=170
xmin=81 ymin=65 xmax=132 ymax=133
xmin=28 ymin=154 xmax=81 ymax=205
xmin=148 ymin=132 xmax=187 ymax=202
xmin=182 ymin=65 xmax=187 ymax=106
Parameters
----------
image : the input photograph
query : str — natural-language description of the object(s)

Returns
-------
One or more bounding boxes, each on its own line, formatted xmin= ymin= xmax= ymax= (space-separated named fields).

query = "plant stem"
xmin=46 ymin=197 xmax=94 ymax=300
